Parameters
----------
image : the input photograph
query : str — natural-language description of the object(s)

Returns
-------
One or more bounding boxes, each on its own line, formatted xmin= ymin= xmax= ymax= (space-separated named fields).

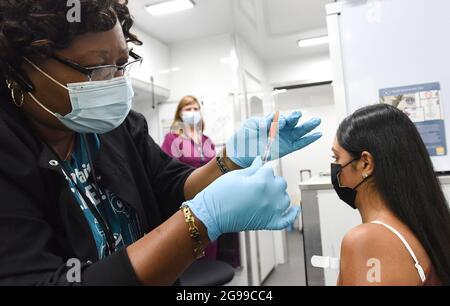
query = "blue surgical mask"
xmin=25 ymin=58 xmax=134 ymax=134
xmin=181 ymin=111 xmax=202 ymax=126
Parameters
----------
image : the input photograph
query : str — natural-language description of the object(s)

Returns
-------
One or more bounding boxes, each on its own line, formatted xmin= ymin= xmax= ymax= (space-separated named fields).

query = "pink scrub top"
xmin=161 ymin=133 xmax=216 ymax=168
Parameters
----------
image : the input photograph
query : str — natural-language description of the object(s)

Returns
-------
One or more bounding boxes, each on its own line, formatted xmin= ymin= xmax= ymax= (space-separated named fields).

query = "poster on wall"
xmin=379 ymin=82 xmax=447 ymax=157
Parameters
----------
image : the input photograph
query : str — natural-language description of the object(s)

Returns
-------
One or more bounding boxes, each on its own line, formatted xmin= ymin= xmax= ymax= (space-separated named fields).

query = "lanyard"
xmin=194 ymin=141 xmax=205 ymax=162
xmin=49 ymin=135 xmax=117 ymax=256
xmin=191 ymin=137 xmax=205 ymax=162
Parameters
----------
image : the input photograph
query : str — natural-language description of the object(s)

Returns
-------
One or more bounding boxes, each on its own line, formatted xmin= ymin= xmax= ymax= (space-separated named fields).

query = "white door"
xmin=256 ymin=231 xmax=276 ymax=282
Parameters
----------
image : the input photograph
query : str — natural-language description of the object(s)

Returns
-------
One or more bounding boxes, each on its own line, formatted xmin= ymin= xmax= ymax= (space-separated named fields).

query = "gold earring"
xmin=7 ymin=80 xmax=24 ymax=107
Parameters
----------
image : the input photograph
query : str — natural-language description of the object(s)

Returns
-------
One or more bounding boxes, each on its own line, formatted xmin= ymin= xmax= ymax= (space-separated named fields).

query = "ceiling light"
xmin=145 ymin=0 xmax=195 ymax=16
xmin=272 ymin=89 xmax=288 ymax=95
xmin=297 ymin=36 xmax=329 ymax=48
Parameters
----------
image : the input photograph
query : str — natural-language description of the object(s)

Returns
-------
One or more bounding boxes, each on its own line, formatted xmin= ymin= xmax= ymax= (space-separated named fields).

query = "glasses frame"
xmin=51 ymin=49 xmax=143 ymax=80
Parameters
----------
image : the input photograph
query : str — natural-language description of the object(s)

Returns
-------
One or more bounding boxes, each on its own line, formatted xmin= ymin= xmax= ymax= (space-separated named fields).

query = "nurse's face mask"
xmin=181 ymin=110 xmax=202 ymax=126
xmin=23 ymin=51 xmax=142 ymax=134
xmin=330 ymin=156 xmax=370 ymax=209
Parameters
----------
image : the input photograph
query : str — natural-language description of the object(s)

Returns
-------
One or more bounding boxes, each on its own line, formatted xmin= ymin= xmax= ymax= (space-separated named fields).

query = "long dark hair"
xmin=337 ymin=103 xmax=450 ymax=285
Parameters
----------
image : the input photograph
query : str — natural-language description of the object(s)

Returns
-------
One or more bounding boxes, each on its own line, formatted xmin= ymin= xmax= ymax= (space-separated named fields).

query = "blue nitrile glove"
xmin=226 ymin=111 xmax=322 ymax=168
xmin=184 ymin=157 xmax=300 ymax=242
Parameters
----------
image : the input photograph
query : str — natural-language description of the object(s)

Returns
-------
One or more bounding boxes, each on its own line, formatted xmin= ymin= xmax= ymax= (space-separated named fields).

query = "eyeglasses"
xmin=52 ymin=49 xmax=143 ymax=81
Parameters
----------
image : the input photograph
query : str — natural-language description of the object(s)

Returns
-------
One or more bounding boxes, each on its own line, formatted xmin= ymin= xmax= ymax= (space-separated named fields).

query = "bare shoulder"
xmin=339 ymin=223 xmax=423 ymax=285
xmin=340 ymin=223 xmax=387 ymax=264
xmin=341 ymin=223 xmax=392 ymax=252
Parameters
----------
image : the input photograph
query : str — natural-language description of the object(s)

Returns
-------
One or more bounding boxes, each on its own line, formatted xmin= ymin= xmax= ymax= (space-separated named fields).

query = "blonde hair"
xmin=170 ymin=95 xmax=205 ymax=135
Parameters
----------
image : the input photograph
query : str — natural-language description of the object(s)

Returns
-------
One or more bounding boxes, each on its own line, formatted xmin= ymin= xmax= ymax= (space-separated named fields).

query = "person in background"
xmin=331 ymin=104 xmax=450 ymax=286
xmin=162 ymin=96 xmax=215 ymax=168
xmin=162 ymin=96 xmax=218 ymax=260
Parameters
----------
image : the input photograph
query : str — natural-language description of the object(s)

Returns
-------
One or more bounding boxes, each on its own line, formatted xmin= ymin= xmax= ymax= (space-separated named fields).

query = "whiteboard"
xmin=330 ymin=0 xmax=450 ymax=172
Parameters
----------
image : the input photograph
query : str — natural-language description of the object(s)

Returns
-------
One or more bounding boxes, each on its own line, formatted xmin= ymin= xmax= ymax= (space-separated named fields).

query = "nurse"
xmin=162 ymin=95 xmax=215 ymax=169
xmin=0 ymin=0 xmax=321 ymax=285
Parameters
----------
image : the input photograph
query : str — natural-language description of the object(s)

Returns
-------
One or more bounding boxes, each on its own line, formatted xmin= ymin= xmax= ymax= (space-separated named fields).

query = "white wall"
xmin=275 ymin=85 xmax=338 ymax=206
xmin=130 ymin=27 xmax=172 ymax=141
xmin=130 ymin=26 xmax=171 ymax=89
xmin=267 ymin=53 xmax=333 ymax=87
xmin=267 ymin=52 xmax=335 ymax=206
xmin=130 ymin=31 xmax=238 ymax=145
xmin=235 ymin=35 xmax=276 ymax=119
xmin=166 ymin=34 xmax=237 ymax=146
xmin=169 ymin=34 xmax=236 ymax=99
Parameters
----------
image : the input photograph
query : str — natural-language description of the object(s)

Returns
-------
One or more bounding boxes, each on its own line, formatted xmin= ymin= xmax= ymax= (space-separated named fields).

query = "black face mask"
xmin=331 ymin=158 xmax=369 ymax=209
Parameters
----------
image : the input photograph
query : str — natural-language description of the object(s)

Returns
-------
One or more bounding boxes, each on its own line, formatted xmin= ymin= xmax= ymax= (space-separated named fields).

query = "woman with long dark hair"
xmin=332 ymin=104 xmax=450 ymax=286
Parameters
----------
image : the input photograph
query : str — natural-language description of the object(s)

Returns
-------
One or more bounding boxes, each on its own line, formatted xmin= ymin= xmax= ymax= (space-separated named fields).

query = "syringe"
xmin=262 ymin=111 xmax=280 ymax=165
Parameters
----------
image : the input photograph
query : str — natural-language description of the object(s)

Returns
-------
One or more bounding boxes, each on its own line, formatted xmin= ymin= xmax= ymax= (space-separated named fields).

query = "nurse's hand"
xmin=226 ymin=111 xmax=322 ymax=168
xmin=183 ymin=157 xmax=299 ymax=242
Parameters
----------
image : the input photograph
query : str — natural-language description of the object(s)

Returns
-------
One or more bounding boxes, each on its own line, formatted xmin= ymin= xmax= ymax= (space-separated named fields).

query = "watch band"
xmin=216 ymin=150 xmax=231 ymax=174
xmin=180 ymin=205 xmax=205 ymax=259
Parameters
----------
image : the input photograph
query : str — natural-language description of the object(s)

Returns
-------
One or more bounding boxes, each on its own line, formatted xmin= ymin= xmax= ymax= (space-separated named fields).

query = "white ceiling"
xmin=128 ymin=0 xmax=233 ymax=44
xmin=127 ymin=0 xmax=333 ymax=62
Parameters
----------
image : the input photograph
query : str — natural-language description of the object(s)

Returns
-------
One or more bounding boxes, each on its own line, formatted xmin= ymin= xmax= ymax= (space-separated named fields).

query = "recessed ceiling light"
xmin=145 ymin=0 xmax=195 ymax=16
xmin=297 ymin=36 xmax=329 ymax=48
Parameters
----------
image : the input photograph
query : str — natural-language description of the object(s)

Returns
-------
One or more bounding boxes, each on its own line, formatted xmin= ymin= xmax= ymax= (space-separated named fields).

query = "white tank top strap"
xmin=371 ymin=220 xmax=426 ymax=283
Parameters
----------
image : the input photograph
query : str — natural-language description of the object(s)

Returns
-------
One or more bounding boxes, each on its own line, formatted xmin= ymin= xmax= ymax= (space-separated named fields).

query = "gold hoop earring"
xmin=6 ymin=80 xmax=24 ymax=107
